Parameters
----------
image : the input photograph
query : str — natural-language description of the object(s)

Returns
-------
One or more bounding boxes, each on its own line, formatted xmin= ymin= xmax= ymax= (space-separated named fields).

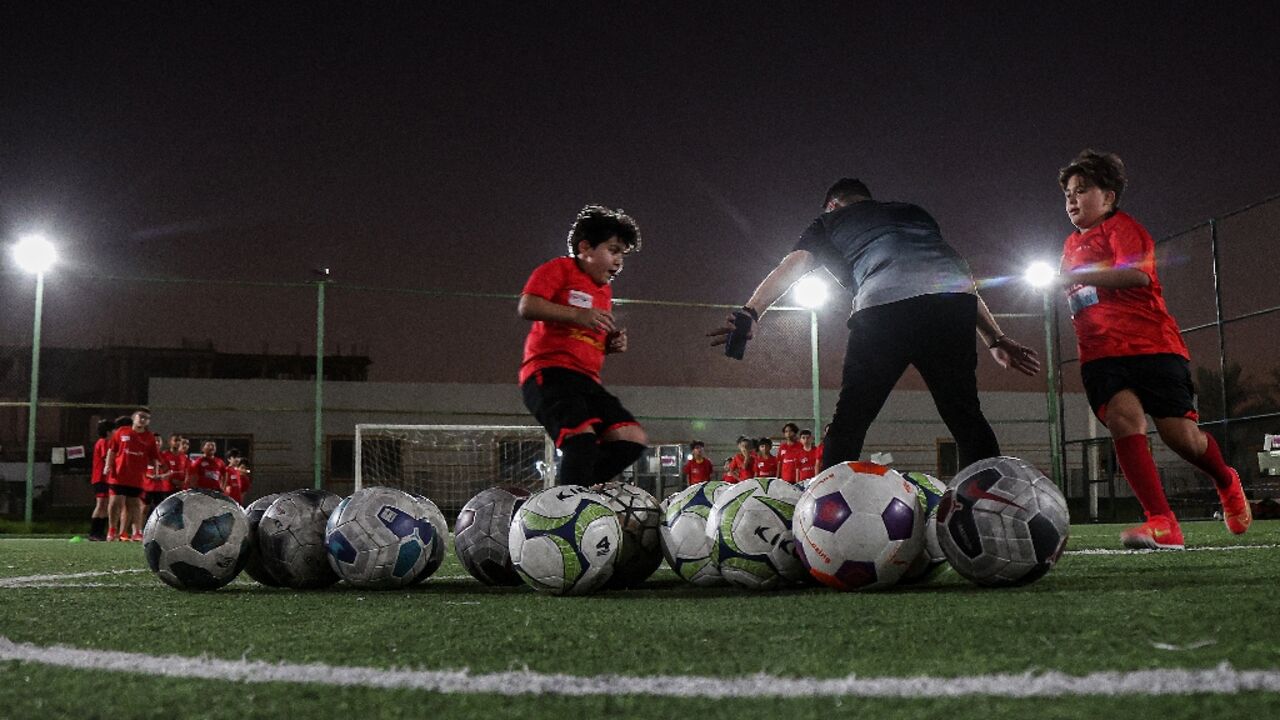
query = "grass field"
xmin=2 ymin=521 xmax=1278 ymax=719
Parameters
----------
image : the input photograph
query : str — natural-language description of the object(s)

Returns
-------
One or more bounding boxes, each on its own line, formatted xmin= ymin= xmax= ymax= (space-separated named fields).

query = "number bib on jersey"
xmin=1067 ymin=285 xmax=1099 ymax=317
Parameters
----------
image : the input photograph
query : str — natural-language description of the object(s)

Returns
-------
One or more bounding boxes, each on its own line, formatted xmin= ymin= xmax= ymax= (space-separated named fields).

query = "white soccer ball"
xmin=142 ymin=489 xmax=251 ymax=591
xmin=325 ymin=487 xmax=448 ymax=589
xmin=454 ymin=486 xmax=531 ymax=586
xmin=899 ymin=471 xmax=949 ymax=584
xmin=793 ymin=462 xmax=924 ymax=591
xmin=508 ymin=485 xmax=621 ymax=596
xmin=592 ymin=481 xmax=663 ymax=588
xmin=660 ymin=480 xmax=733 ymax=586
xmin=706 ymin=477 xmax=806 ymax=590
xmin=258 ymin=488 xmax=342 ymax=589
xmin=936 ymin=456 xmax=1071 ymax=587
xmin=408 ymin=493 xmax=449 ymax=585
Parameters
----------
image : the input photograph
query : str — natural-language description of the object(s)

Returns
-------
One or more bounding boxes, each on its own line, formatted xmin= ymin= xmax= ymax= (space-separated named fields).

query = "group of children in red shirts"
xmin=88 ymin=409 xmax=253 ymax=542
xmin=681 ymin=423 xmax=826 ymax=486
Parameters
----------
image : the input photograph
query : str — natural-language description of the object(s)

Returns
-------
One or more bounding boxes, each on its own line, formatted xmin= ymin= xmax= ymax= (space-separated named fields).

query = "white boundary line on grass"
xmin=0 ymin=569 xmax=148 ymax=588
xmin=1 ymin=636 xmax=1277 ymax=698
xmin=1064 ymin=543 xmax=1279 ymax=556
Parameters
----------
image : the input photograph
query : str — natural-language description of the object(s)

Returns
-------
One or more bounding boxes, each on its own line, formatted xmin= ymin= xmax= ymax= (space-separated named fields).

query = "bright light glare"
xmin=12 ymin=234 xmax=57 ymax=275
xmin=1023 ymin=261 xmax=1056 ymax=289
xmin=792 ymin=276 xmax=829 ymax=309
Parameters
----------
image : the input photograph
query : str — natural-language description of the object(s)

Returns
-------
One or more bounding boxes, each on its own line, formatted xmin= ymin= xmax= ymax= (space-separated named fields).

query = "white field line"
xmin=0 ymin=569 xmax=148 ymax=588
xmin=0 ymin=636 xmax=1277 ymax=698
xmin=1064 ymin=543 xmax=1279 ymax=556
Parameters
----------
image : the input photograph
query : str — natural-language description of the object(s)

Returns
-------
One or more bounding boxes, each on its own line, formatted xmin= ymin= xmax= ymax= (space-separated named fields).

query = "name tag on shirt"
xmin=568 ymin=290 xmax=593 ymax=309
xmin=1068 ymin=285 xmax=1099 ymax=316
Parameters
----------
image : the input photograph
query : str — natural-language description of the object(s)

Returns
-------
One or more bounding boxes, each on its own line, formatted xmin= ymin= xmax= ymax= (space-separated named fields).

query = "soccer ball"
xmin=793 ymin=462 xmax=924 ymax=591
xmin=325 ymin=487 xmax=448 ymax=589
xmin=660 ymin=481 xmax=733 ymax=586
xmin=258 ymin=488 xmax=342 ymax=589
xmin=591 ymin=481 xmax=663 ymax=588
xmin=706 ymin=477 xmax=805 ymax=590
xmin=407 ymin=494 xmax=449 ymax=585
xmin=142 ymin=489 xmax=251 ymax=591
xmin=508 ymin=485 xmax=621 ymax=596
xmin=936 ymin=456 xmax=1071 ymax=587
xmin=899 ymin=471 xmax=948 ymax=584
xmin=455 ymin=486 xmax=530 ymax=586
xmin=242 ymin=492 xmax=283 ymax=587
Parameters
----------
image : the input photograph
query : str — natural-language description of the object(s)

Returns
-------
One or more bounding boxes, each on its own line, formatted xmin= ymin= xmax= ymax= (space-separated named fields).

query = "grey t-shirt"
xmin=793 ymin=200 xmax=975 ymax=315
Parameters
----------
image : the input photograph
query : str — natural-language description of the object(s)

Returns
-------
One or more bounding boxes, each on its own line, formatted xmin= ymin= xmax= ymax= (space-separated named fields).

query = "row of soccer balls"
xmin=141 ymin=455 xmax=1069 ymax=594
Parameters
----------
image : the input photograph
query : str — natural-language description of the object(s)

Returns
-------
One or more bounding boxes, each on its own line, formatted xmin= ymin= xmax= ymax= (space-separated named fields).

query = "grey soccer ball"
xmin=454 ymin=486 xmax=530 ymax=586
xmin=143 ymin=489 xmax=251 ymax=591
xmin=591 ymin=481 xmax=663 ymax=589
xmin=258 ymin=488 xmax=342 ymax=589
xmin=242 ymin=492 xmax=282 ymax=587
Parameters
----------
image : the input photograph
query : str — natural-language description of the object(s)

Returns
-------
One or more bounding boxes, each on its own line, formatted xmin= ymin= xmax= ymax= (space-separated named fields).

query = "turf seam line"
xmin=1 ymin=636 xmax=1278 ymax=698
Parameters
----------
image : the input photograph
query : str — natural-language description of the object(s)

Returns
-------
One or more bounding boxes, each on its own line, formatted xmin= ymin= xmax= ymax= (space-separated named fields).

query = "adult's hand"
xmin=989 ymin=336 xmax=1041 ymax=376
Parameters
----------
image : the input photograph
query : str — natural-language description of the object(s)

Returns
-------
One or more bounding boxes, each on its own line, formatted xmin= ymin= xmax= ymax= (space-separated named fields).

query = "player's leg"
xmin=821 ymin=302 xmax=912 ymax=469
xmin=1099 ymin=389 xmax=1183 ymax=549
xmin=1154 ymin=417 xmax=1251 ymax=534
xmin=130 ymin=496 xmax=144 ymax=539
xmin=910 ymin=294 xmax=1001 ymax=468
xmin=522 ymin=368 xmax=599 ymax=486
xmin=592 ymin=384 xmax=647 ymax=483
xmin=106 ymin=490 xmax=125 ymax=541
xmin=89 ymin=486 xmax=109 ymax=540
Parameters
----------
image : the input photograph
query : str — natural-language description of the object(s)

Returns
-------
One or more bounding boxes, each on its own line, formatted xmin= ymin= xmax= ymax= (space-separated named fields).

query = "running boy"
xmin=682 ymin=441 xmax=715 ymax=485
xmin=1054 ymin=150 xmax=1250 ymax=549
xmin=518 ymin=205 xmax=647 ymax=486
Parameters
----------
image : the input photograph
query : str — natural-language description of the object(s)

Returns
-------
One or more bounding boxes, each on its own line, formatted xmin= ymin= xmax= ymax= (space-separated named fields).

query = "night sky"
xmin=3 ymin=2 xmax=1279 ymax=391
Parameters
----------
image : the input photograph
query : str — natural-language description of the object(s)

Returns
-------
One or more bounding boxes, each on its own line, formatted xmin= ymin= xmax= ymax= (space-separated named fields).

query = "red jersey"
xmin=1061 ymin=211 xmax=1188 ymax=364
xmin=519 ymin=257 xmax=612 ymax=385
xmin=189 ymin=456 xmax=227 ymax=492
xmin=92 ymin=438 xmax=108 ymax=484
xmin=142 ymin=462 xmax=163 ymax=493
xmin=794 ymin=445 xmax=821 ymax=483
xmin=777 ymin=441 xmax=801 ymax=483
xmin=683 ymin=457 xmax=715 ymax=485
xmin=160 ymin=451 xmax=187 ymax=492
xmin=225 ymin=466 xmax=251 ymax=504
xmin=754 ymin=454 xmax=779 ymax=478
xmin=107 ymin=427 xmax=162 ymax=487
xmin=725 ymin=453 xmax=755 ymax=483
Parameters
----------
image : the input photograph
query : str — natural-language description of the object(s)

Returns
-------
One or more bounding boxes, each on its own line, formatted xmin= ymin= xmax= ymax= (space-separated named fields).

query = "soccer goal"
xmin=354 ymin=424 xmax=555 ymax=514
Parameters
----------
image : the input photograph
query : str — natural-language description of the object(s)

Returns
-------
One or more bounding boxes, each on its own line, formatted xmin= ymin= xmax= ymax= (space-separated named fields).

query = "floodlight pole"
xmin=313 ymin=279 xmax=326 ymax=490
xmin=24 ymin=272 xmax=45 ymax=525
xmin=810 ymin=309 xmax=821 ymax=434
xmin=1041 ymin=291 xmax=1065 ymax=490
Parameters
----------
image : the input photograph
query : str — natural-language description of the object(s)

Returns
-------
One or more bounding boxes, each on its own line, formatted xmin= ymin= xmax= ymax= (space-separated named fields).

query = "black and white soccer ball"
xmin=591 ymin=481 xmax=663 ymax=588
xmin=142 ymin=489 xmax=251 ymax=591
xmin=936 ymin=456 xmax=1071 ymax=587
xmin=509 ymin=485 xmax=621 ymax=596
xmin=258 ymin=488 xmax=342 ymax=589
xmin=325 ymin=487 xmax=447 ymax=589
xmin=454 ymin=486 xmax=530 ymax=586
xmin=242 ymin=492 xmax=282 ymax=587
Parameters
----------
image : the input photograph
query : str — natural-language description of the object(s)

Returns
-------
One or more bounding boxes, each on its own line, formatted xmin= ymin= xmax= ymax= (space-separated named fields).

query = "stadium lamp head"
xmin=793 ymin=276 xmax=829 ymax=309
xmin=1023 ymin=261 xmax=1057 ymax=289
xmin=12 ymin=234 xmax=57 ymax=275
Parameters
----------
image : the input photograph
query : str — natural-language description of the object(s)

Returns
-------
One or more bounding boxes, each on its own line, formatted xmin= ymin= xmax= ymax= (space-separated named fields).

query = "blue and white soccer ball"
xmin=142 ymin=488 xmax=251 ymax=591
xmin=325 ymin=487 xmax=448 ymax=589
xmin=259 ymin=489 xmax=342 ymax=589
xmin=408 ymin=493 xmax=449 ymax=584
xmin=793 ymin=462 xmax=924 ymax=591
xmin=508 ymin=485 xmax=622 ymax=596
xmin=706 ymin=477 xmax=806 ymax=590
xmin=659 ymin=480 xmax=733 ymax=586
xmin=899 ymin=471 xmax=949 ymax=584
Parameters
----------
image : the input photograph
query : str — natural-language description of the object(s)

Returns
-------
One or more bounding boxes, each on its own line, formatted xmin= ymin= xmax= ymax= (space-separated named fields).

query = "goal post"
xmin=354 ymin=424 xmax=555 ymax=516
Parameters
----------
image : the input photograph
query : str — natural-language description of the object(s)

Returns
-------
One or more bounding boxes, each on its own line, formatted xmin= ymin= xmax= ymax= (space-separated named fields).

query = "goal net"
xmin=354 ymin=424 xmax=555 ymax=516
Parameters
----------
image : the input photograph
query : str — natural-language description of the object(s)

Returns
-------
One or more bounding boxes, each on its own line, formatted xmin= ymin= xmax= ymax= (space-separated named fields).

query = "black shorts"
xmin=107 ymin=483 xmax=143 ymax=498
xmin=92 ymin=482 xmax=108 ymax=498
xmin=521 ymin=367 xmax=638 ymax=447
xmin=145 ymin=491 xmax=172 ymax=507
xmin=1080 ymin=353 xmax=1198 ymax=422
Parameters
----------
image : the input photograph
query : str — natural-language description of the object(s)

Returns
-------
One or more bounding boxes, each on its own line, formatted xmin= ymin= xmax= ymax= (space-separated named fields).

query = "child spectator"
xmin=224 ymin=449 xmax=252 ymax=505
xmin=724 ymin=436 xmax=756 ymax=483
xmin=87 ymin=419 xmax=113 ymax=541
xmin=754 ymin=438 xmax=779 ymax=477
xmin=188 ymin=441 xmax=227 ymax=492
xmin=102 ymin=409 xmax=164 ymax=542
xmin=682 ymin=441 xmax=715 ymax=485
xmin=776 ymin=422 xmax=801 ymax=483
xmin=794 ymin=429 xmax=821 ymax=484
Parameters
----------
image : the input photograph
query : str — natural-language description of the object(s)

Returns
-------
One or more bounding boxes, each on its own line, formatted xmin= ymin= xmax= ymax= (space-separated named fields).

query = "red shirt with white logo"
xmin=107 ymin=428 xmax=163 ymax=487
xmin=794 ymin=446 xmax=821 ymax=483
xmin=92 ymin=438 xmax=109 ymax=484
xmin=189 ymin=456 xmax=227 ymax=492
xmin=683 ymin=457 xmax=714 ymax=485
xmin=161 ymin=451 xmax=188 ymax=492
xmin=1061 ymin=211 xmax=1188 ymax=364
xmin=225 ymin=466 xmax=251 ymax=504
xmin=519 ymin=257 xmax=612 ymax=385
xmin=754 ymin=454 xmax=779 ymax=478
xmin=777 ymin=441 xmax=802 ymax=483
xmin=725 ymin=453 xmax=754 ymax=483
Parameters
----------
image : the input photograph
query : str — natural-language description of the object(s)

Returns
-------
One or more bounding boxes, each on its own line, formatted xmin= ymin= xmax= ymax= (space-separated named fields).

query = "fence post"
xmin=810 ymin=310 xmax=821 ymax=434
xmin=313 ymin=280 xmax=326 ymax=490
xmin=1209 ymin=217 xmax=1230 ymax=453
xmin=1042 ymin=292 xmax=1065 ymax=490
xmin=24 ymin=272 xmax=46 ymax=525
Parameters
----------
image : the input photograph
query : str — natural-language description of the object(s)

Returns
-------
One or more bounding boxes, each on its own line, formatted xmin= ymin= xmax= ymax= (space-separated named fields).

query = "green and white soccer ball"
xmin=592 ymin=481 xmax=663 ymax=588
xmin=508 ymin=485 xmax=622 ymax=596
xmin=899 ymin=471 xmax=949 ymax=584
xmin=706 ymin=477 xmax=806 ymax=590
xmin=324 ymin=487 xmax=448 ymax=589
xmin=660 ymin=481 xmax=733 ymax=586
xmin=143 ymin=488 xmax=251 ymax=591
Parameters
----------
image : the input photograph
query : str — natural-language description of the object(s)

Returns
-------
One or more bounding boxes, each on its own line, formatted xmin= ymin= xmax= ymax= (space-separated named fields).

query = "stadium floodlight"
xmin=793 ymin=275 xmax=829 ymax=309
xmin=1023 ymin=261 xmax=1057 ymax=289
xmin=12 ymin=234 xmax=57 ymax=276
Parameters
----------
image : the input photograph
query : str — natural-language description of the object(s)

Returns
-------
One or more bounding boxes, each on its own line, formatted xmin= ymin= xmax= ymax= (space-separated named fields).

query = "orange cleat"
xmin=1120 ymin=514 xmax=1185 ymax=550
xmin=106 ymin=530 xmax=118 ymax=542
xmin=118 ymin=533 xmax=131 ymax=542
xmin=1217 ymin=468 xmax=1252 ymax=535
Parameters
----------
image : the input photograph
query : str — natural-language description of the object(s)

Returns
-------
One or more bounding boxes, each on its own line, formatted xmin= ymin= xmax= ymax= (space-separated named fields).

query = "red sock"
xmin=1114 ymin=434 xmax=1171 ymax=519
xmin=1188 ymin=432 xmax=1234 ymax=491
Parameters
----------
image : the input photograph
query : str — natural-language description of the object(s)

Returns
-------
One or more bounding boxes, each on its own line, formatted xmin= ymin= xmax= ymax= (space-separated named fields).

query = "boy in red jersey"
xmin=224 ymin=450 xmax=252 ymax=505
xmin=794 ymin=429 xmax=821 ymax=484
xmin=87 ymin=420 xmax=114 ymax=541
xmin=519 ymin=206 xmax=648 ymax=486
xmin=160 ymin=434 xmax=188 ymax=499
xmin=776 ymin=423 xmax=801 ymax=483
xmin=1054 ymin=150 xmax=1250 ymax=549
xmin=682 ymin=441 xmax=715 ymax=485
xmin=723 ymin=436 xmax=755 ymax=483
xmin=188 ymin=441 xmax=227 ymax=492
xmin=102 ymin=409 xmax=164 ymax=541
xmin=754 ymin=438 xmax=779 ymax=477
